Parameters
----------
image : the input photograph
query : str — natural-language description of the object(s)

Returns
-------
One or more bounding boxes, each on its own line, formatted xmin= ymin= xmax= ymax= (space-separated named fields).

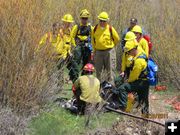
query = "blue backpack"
xmin=138 ymin=55 xmax=158 ymax=86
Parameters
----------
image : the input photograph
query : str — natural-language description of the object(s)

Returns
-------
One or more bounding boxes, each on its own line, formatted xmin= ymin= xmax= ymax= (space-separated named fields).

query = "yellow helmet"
xmin=61 ymin=14 xmax=74 ymax=23
xmin=124 ymin=40 xmax=138 ymax=53
xmin=98 ymin=12 xmax=109 ymax=21
xmin=80 ymin=9 xmax=90 ymax=18
xmin=131 ymin=25 xmax=142 ymax=34
xmin=124 ymin=31 xmax=137 ymax=41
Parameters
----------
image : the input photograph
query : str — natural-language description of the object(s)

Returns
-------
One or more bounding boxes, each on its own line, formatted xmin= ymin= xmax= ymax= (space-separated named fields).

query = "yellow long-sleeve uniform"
xmin=71 ymin=23 xmax=93 ymax=46
xmin=92 ymin=24 xmax=120 ymax=51
xmin=121 ymin=46 xmax=145 ymax=72
xmin=57 ymin=28 xmax=74 ymax=59
xmin=38 ymin=32 xmax=60 ymax=52
xmin=74 ymin=75 xmax=102 ymax=103
xmin=128 ymin=52 xmax=147 ymax=83
xmin=138 ymin=37 xmax=149 ymax=57
xmin=37 ymin=32 xmax=61 ymax=59
xmin=37 ymin=28 xmax=74 ymax=60
xmin=39 ymin=32 xmax=60 ymax=46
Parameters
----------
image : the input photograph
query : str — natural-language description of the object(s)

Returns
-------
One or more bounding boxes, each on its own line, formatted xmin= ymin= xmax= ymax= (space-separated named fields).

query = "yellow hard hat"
xmin=61 ymin=14 xmax=74 ymax=23
xmin=131 ymin=25 xmax=142 ymax=34
xmin=80 ymin=9 xmax=90 ymax=18
xmin=124 ymin=31 xmax=137 ymax=41
xmin=98 ymin=12 xmax=109 ymax=21
xmin=124 ymin=40 xmax=138 ymax=53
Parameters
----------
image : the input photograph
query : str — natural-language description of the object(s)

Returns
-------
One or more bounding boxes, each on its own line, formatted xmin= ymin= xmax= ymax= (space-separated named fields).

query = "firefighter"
xmin=114 ymin=41 xmax=149 ymax=116
xmin=37 ymin=22 xmax=61 ymax=59
xmin=73 ymin=63 xmax=102 ymax=114
xmin=58 ymin=14 xmax=74 ymax=59
xmin=69 ymin=9 xmax=93 ymax=83
xmin=92 ymin=12 xmax=120 ymax=83
xmin=57 ymin=14 xmax=74 ymax=69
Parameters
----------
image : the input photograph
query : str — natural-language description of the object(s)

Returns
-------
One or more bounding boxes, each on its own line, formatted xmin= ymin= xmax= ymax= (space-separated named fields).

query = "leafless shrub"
xmin=0 ymin=105 xmax=31 ymax=135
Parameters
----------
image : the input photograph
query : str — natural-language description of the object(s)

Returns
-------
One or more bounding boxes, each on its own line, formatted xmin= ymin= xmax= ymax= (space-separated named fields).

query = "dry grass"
xmin=0 ymin=105 xmax=31 ymax=135
xmin=1 ymin=0 xmax=179 ymax=112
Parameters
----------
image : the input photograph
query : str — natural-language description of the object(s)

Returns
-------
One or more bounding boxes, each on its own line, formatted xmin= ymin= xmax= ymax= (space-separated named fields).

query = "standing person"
xmin=74 ymin=63 xmax=102 ymax=114
xmin=92 ymin=12 xmax=120 ymax=83
xmin=69 ymin=9 xmax=93 ymax=83
xmin=36 ymin=22 xmax=62 ymax=92
xmin=114 ymin=41 xmax=149 ymax=116
xmin=132 ymin=25 xmax=149 ymax=57
xmin=57 ymin=14 xmax=75 ymax=69
xmin=55 ymin=14 xmax=74 ymax=91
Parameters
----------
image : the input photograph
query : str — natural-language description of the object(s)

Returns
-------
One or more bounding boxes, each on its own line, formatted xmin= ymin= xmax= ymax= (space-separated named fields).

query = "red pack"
xmin=143 ymin=35 xmax=153 ymax=54
xmin=72 ymin=84 xmax=76 ymax=95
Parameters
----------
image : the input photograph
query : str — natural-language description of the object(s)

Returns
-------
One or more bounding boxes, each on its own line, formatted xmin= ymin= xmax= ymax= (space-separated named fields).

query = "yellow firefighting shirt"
xmin=128 ymin=52 xmax=147 ymax=83
xmin=92 ymin=24 xmax=120 ymax=51
xmin=121 ymin=46 xmax=145 ymax=72
xmin=74 ymin=75 xmax=102 ymax=103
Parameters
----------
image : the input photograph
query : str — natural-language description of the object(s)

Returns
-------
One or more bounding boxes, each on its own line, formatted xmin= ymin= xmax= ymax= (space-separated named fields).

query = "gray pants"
xmin=94 ymin=48 xmax=116 ymax=83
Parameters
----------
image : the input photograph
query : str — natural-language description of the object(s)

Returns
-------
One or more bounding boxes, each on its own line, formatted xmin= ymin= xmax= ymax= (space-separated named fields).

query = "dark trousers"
xmin=74 ymin=87 xmax=87 ymax=114
xmin=68 ymin=45 xmax=91 ymax=83
xmin=125 ymin=67 xmax=131 ymax=79
xmin=77 ymin=99 xmax=86 ymax=115
xmin=117 ymin=79 xmax=149 ymax=114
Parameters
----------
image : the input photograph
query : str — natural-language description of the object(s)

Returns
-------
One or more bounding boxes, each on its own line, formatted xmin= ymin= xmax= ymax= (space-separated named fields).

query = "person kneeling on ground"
xmin=112 ymin=40 xmax=149 ymax=116
xmin=73 ymin=63 xmax=102 ymax=115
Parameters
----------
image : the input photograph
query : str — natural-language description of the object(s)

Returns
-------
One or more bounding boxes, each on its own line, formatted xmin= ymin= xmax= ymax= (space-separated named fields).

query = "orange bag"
xmin=173 ymin=102 xmax=180 ymax=111
xmin=155 ymin=85 xmax=167 ymax=91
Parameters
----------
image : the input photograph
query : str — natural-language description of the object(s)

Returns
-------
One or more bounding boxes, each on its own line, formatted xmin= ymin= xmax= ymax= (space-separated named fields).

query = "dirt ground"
xmin=92 ymin=88 xmax=180 ymax=135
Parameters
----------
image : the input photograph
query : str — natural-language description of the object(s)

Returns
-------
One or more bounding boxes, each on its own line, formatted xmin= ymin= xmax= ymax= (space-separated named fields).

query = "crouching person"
xmin=74 ymin=63 xmax=102 ymax=115
xmin=116 ymin=40 xmax=149 ymax=116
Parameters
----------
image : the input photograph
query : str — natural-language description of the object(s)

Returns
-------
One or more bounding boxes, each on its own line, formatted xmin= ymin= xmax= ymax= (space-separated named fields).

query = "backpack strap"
xmin=130 ymin=53 xmax=148 ymax=72
xmin=76 ymin=24 xmax=91 ymax=35
xmin=87 ymin=24 xmax=91 ymax=34
xmin=93 ymin=24 xmax=98 ymax=44
xmin=93 ymin=24 xmax=98 ymax=33
xmin=75 ymin=24 xmax=91 ymax=40
xmin=137 ymin=54 xmax=149 ymax=78
xmin=75 ymin=24 xmax=80 ymax=39
xmin=137 ymin=54 xmax=148 ymax=61
xmin=109 ymin=25 xmax=114 ymax=41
